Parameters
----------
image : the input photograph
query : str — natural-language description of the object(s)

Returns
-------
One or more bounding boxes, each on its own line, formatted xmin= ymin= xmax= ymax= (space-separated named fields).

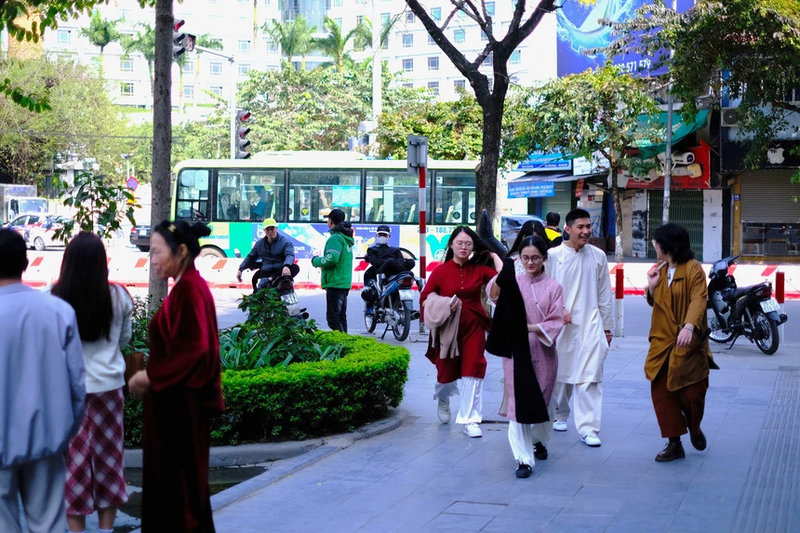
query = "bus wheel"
xmin=198 ymin=246 xmax=225 ymax=259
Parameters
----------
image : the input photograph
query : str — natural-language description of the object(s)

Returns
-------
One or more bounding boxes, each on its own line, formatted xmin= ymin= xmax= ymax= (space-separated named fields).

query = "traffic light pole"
xmin=193 ymin=45 xmax=237 ymax=159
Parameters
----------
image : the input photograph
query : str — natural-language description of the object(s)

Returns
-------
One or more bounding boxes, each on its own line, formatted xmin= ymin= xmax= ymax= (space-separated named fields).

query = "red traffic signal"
xmin=174 ymin=19 xmax=185 ymax=31
xmin=236 ymin=110 xmax=251 ymax=122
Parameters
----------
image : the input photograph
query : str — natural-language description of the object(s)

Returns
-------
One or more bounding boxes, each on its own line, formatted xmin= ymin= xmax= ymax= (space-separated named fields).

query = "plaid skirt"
xmin=64 ymin=388 xmax=129 ymax=515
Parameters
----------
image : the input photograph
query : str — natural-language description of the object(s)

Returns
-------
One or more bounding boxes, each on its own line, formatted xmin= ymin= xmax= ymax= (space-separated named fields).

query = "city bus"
xmin=172 ymin=151 xmax=479 ymax=285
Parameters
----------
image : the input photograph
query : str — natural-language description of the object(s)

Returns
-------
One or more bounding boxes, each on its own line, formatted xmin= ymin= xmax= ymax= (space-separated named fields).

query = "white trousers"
xmin=434 ymin=377 xmax=483 ymax=424
xmin=508 ymin=400 xmax=555 ymax=466
xmin=0 ymin=453 xmax=66 ymax=533
xmin=553 ymin=381 xmax=603 ymax=436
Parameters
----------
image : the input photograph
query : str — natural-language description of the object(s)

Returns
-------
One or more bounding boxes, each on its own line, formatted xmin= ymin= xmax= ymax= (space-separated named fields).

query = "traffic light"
xmin=236 ymin=110 xmax=252 ymax=159
xmin=172 ymin=19 xmax=195 ymax=59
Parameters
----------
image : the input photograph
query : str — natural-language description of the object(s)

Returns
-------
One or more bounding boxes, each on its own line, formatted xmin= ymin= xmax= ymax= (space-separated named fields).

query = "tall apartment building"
xmin=11 ymin=0 xmax=556 ymax=113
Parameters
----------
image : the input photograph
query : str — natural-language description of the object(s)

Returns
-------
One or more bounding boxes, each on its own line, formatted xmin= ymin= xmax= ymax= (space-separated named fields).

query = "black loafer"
xmin=655 ymin=441 xmax=686 ymax=462
xmin=515 ymin=463 xmax=533 ymax=478
xmin=690 ymin=429 xmax=707 ymax=451
xmin=533 ymin=442 xmax=548 ymax=461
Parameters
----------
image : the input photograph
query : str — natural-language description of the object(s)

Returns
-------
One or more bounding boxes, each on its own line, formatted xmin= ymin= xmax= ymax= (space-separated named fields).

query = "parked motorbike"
xmin=706 ymin=255 xmax=787 ymax=354
xmin=362 ymin=265 xmax=422 ymax=342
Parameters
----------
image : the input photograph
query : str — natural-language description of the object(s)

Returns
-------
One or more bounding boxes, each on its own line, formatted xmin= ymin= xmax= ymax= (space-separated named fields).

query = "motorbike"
xmin=246 ymin=261 xmax=308 ymax=320
xmin=706 ymin=255 xmax=787 ymax=355
xmin=362 ymin=255 xmax=422 ymax=341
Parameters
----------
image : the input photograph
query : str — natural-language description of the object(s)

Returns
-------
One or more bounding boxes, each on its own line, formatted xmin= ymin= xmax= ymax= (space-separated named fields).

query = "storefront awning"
xmin=507 ymin=172 xmax=606 ymax=199
xmin=636 ymin=109 xmax=710 ymax=159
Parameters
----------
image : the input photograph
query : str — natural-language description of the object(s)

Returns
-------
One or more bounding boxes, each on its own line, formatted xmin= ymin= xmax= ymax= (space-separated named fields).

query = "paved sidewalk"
xmin=209 ymin=331 xmax=800 ymax=533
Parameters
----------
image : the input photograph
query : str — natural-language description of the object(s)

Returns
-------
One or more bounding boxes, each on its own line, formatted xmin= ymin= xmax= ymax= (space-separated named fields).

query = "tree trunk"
xmin=148 ymin=0 xmax=173 ymax=307
xmin=476 ymin=97 xmax=503 ymax=236
xmin=611 ymin=168 xmax=624 ymax=264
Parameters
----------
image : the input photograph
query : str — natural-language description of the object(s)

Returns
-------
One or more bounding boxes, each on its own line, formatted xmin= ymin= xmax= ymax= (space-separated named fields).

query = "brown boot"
xmin=690 ymin=429 xmax=707 ymax=451
xmin=655 ymin=440 xmax=686 ymax=462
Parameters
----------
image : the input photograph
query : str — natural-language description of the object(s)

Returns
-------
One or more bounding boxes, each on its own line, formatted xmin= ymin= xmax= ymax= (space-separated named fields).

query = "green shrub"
xmin=124 ymin=331 xmax=410 ymax=447
xmin=218 ymin=288 xmax=346 ymax=370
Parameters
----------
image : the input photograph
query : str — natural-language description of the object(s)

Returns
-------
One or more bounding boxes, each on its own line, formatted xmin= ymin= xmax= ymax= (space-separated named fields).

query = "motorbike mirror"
xmin=234 ymin=248 xmax=242 ymax=258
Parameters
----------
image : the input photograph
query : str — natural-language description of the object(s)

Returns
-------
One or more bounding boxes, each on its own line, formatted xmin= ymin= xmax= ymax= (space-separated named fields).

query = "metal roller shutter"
xmin=647 ymin=190 xmax=704 ymax=260
xmin=740 ymin=171 xmax=800 ymax=224
xmin=541 ymin=182 xmax=574 ymax=221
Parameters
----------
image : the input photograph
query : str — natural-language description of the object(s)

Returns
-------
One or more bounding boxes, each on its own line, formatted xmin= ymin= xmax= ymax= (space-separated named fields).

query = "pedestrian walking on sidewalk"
xmin=128 ymin=221 xmax=225 ymax=532
xmin=52 ymin=233 xmax=133 ymax=533
xmin=645 ymin=223 xmax=718 ymax=462
xmin=0 ymin=229 xmax=86 ymax=533
xmin=420 ymin=226 xmax=502 ymax=438
xmin=487 ymin=236 xmax=565 ymax=478
xmin=546 ymin=208 xmax=615 ymax=447
xmin=312 ymin=208 xmax=355 ymax=332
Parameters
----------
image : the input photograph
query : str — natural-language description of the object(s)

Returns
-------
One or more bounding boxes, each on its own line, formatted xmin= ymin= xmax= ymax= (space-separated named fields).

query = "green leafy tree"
xmin=0 ymin=56 xmax=130 ymax=184
xmin=404 ymin=0 xmax=566 ymax=234
xmin=377 ymin=88 xmax=528 ymax=162
xmin=121 ymin=23 xmax=156 ymax=96
xmin=314 ymin=16 xmax=371 ymax=73
xmin=264 ymin=15 xmax=316 ymax=71
xmin=52 ymin=171 xmax=137 ymax=244
xmin=597 ymin=0 xmax=800 ymax=170
xmin=80 ymin=10 xmax=120 ymax=77
xmin=514 ymin=65 xmax=661 ymax=263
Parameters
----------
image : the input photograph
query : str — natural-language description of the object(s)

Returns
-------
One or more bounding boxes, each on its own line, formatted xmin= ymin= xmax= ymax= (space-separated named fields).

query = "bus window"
xmin=365 ymin=171 xmax=431 ymax=224
xmin=218 ymin=171 xmax=284 ymax=222
xmin=176 ymin=169 xmax=210 ymax=221
xmin=434 ymin=171 xmax=476 ymax=224
xmin=288 ymin=170 xmax=361 ymax=222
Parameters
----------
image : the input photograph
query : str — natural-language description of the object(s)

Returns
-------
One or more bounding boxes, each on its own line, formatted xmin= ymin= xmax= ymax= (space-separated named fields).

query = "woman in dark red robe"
xmin=128 ymin=221 xmax=224 ymax=532
xmin=420 ymin=226 xmax=502 ymax=438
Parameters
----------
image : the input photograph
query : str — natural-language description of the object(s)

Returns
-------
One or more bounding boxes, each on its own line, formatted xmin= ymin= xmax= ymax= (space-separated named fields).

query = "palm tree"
xmin=80 ymin=11 xmax=120 ymax=77
xmin=121 ymin=24 xmax=156 ymax=96
xmin=263 ymin=15 xmax=315 ymax=71
xmin=314 ymin=16 xmax=371 ymax=73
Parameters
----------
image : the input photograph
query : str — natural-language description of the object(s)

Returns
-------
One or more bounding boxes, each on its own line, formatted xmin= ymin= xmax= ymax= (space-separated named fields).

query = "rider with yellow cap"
xmin=236 ymin=218 xmax=299 ymax=288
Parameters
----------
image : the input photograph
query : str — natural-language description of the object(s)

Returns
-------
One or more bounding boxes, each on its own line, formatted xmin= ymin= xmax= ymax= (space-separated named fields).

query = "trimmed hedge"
xmin=124 ymin=331 xmax=410 ymax=447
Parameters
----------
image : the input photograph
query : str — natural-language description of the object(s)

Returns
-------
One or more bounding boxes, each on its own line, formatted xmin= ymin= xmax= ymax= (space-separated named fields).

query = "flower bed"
xmin=124 ymin=331 xmax=410 ymax=446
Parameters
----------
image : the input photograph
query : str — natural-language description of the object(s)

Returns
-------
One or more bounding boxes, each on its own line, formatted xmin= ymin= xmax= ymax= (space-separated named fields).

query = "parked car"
xmin=24 ymin=216 xmax=68 ymax=251
xmin=4 ymin=213 xmax=45 ymax=235
xmin=130 ymin=225 xmax=150 ymax=252
xmin=501 ymin=214 xmax=546 ymax=249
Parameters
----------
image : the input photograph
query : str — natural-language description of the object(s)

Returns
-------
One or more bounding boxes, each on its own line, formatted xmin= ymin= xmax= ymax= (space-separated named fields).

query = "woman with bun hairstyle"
xmin=128 ymin=221 xmax=224 ymax=532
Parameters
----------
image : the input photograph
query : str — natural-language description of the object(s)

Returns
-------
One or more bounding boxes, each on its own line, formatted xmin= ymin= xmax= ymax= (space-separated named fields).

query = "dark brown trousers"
xmin=651 ymin=362 xmax=709 ymax=439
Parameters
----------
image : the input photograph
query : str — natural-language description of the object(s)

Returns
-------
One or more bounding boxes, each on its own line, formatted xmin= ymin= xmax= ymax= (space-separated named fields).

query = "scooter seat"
xmin=384 ymin=271 xmax=413 ymax=286
xmin=730 ymin=282 xmax=770 ymax=300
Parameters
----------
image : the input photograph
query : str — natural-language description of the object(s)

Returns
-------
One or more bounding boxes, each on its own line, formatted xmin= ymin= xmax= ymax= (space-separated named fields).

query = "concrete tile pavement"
xmin=211 ymin=331 xmax=800 ymax=532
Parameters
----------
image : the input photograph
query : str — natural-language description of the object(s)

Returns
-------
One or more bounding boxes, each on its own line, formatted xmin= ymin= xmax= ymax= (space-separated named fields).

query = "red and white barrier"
xmin=20 ymin=252 xmax=800 ymax=298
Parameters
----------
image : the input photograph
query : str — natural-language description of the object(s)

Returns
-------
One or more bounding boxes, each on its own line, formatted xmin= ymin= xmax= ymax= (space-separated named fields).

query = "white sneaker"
xmin=553 ymin=420 xmax=568 ymax=432
xmin=463 ymin=423 xmax=482 ymax=438
xmin=581 ymin=433 xmax=602 ymax=447
xmin=437 ymin=398 xmax=451 ymax=424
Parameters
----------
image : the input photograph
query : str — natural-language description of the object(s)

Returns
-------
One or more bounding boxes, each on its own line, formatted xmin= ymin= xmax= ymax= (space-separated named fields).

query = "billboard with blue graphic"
xmin=556 ymin=0 xmax=694 ymax=78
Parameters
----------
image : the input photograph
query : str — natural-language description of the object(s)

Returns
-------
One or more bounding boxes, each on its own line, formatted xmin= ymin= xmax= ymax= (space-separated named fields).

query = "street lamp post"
xmin=121 ymin=154 xmax=131 ymax=182
xmin=194 ymin=45 xmax=237 ymax=159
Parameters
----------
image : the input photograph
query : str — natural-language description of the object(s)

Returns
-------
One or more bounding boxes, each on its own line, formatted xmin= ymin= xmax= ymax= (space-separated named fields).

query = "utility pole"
xmin=149 ymin=0 xmax=174 ymax=305
xmin=370 ymin=0 xmax=382 ymax=153
xmin=662 ymin=0 xmax=678 ymax=223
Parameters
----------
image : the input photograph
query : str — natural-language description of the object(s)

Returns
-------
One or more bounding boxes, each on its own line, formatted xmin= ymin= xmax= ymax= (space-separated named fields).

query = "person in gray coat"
xmin=0 ymin=229 xmax=85 ymax=533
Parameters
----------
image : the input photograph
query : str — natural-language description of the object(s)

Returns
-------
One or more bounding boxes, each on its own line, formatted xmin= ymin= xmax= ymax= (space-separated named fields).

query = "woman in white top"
xmin=52 ymin=232 xmax=133 ymax=533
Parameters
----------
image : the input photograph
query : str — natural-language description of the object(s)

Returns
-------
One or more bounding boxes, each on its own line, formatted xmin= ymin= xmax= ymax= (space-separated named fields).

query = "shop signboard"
xmin=557 ymin=0 xmax=694 ymax=78
xmin=508 ymin=180 xmax=555 ymax=199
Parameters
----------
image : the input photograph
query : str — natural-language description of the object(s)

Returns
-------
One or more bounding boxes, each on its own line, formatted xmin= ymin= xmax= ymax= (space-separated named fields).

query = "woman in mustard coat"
xmin=645 ymin=223 xmax=718 ymax=462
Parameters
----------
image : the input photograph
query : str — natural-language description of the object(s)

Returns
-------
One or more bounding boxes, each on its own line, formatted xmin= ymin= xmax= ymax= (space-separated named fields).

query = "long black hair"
xmin=652 ymin=222 xmax=695 ymax=264
xmin=444 ymin=226 xmax=493 ymax=264
xmin=152 ymin=220 xmax=212 ymax=261
xmin=52 ymin=232 xmax=113 ymax=342
xmin=509 ymin=220 xmax=549 ymax=256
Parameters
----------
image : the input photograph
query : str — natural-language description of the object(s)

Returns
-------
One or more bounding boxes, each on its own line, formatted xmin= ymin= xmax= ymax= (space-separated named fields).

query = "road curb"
xmin=123 ymin=407 xmax=408 ymax=469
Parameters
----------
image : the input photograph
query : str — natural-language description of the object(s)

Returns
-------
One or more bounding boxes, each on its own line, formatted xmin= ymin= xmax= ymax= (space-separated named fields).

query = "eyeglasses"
xmin=452 ymin=241 xmax=474 ymax=249
xmin=520 ymin=255 xmax=543 ymax=263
